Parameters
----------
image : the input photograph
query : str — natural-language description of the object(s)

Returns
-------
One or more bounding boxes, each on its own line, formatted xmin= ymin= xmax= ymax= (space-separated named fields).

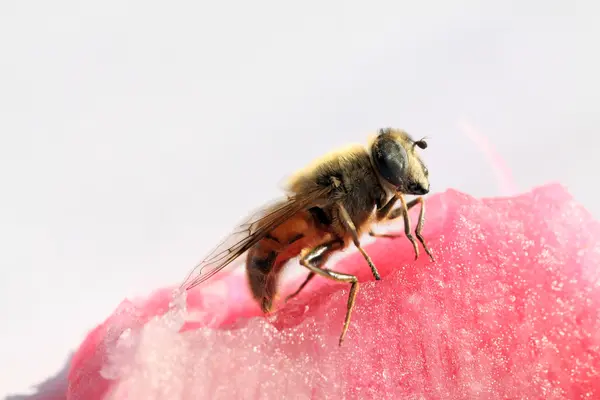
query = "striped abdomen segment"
xmin=245 ymin=209 xmax=330 ymax=313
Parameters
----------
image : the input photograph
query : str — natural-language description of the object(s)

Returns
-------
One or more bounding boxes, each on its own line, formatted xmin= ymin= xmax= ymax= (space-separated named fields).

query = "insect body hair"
xmin=183 ymin=127 xmax=433 ymax=346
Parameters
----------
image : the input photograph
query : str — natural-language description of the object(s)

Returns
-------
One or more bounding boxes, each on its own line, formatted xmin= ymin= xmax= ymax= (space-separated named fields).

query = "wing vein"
xmin=180 ymin=186 xmax=332 ymax=291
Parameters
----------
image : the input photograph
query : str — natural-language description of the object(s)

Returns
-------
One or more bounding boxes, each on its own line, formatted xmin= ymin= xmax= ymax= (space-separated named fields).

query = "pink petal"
xmin=67 ymin=184 xmax=600 ymax=399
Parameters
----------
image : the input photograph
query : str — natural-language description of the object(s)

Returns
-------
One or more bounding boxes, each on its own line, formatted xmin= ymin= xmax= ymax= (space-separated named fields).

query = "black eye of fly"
xmin=372 ymin=134 xmax=407 ymax=188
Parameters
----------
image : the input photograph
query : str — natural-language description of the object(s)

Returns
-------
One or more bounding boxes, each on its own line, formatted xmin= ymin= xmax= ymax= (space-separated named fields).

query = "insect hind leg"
xmin=285 ymin=271 xmax=315 ymax=303
xmin=298 ymin=239 xmax=359 ymax=346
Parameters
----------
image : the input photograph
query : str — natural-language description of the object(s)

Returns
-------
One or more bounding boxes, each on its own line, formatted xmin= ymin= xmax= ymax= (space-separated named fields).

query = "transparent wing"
xmin=180 ymin=186 xmax=332 ymax=291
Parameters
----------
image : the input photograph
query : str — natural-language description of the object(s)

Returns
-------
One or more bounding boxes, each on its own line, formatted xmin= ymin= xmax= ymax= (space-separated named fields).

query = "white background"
xmin=0 ymin=0 xmax=597 ymax=396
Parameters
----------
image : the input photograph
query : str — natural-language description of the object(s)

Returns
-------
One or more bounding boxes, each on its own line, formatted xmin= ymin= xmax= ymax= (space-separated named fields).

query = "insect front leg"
xmin=397 ymin=194 xmax=421 ymax=260
xmin=369 ymin=195 xmax=403 ymax=239
xmin=337 ymin=203 xmax=381 ymax=280
xmin=369 ymin=196 xmax=419 ymax=239
xmin=375 ymin=194 xmax=399 ymax=221
xmin=298 ymin=239 xmax=359 ymax=346
xmin=368 ymin=230 xmax=402 ymax=238
xmin=386 ymin=195 xmax=434 ymax=262
xmin=412 ymin=196 xmax=435 ymax=261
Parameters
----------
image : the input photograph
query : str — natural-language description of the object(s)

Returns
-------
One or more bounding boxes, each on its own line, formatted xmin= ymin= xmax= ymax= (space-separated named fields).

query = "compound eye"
xmin=372 ymin=135 xmax=407 ymax=188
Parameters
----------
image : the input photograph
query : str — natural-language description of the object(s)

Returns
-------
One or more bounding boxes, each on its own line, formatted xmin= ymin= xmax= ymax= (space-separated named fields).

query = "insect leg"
xmin=284 ymin=271 xmax=315 ymax=303
xmin=368 ymin=230 xmax=402 ymax=239
xmin=375 ymin=195 xmax=399 ymax=221
xmin=337 ymin=203 xmax=381 ymax=280
xmin=298 ymin=240 xmax=359 ymax=346
xmin=371 ymin=196 xmax=434 ymax=261
xmin=398 ymin=194 xmax=420 ymax=260
xmin=369 ymin=197 xmax=420 ymax=238
xmin=385 ymin=197 xmax=420 ymax=220
xmin=413 ymin=196 xmax=435 ymax=261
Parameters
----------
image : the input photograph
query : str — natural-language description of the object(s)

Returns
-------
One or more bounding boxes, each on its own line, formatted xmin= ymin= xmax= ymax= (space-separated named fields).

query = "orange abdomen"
xmin=245 ymin=209 xmax=331 ymax=313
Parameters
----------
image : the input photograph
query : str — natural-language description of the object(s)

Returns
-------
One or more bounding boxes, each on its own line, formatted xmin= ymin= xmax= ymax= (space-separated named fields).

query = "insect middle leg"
xmin=337 ymin=203 xmax=381 ymax=280
xmin=297 ymin=239 xmax=359 ymax=346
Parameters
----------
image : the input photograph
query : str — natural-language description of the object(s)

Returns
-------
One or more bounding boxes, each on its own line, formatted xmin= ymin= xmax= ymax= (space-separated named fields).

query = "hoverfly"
xmin=180 ymin=128 xmax=434 ymax=345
